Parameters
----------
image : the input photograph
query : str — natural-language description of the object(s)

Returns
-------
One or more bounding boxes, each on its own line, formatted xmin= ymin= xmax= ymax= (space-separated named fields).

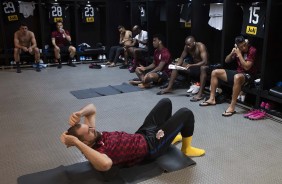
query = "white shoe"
xmin=98 ymin=55 xmax=102 ymax=60
xmin=192 ymin=85 xmax=200 ymax=94
xmin=102 ymin=54 xmax=106 ymax=60
xmin=187 ymin=85 xmax=196 ymax=93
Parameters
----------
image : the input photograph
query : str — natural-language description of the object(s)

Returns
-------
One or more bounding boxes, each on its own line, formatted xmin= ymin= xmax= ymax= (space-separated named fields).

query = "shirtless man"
xmin=106 ymin=25 xmax=133 ymax=67
xmin=14 ymin=23 xmax=41 ymax=73
xmin=157 ymin=36 xmax=208 ymax=95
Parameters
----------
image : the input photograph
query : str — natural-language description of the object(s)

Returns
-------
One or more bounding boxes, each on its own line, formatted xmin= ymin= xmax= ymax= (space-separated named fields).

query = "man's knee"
xmin=54 ymin=47 xmax=60 ymax=53
xmin=234 ymin=74 xmax=245 ymax=85
xmin=33 ymin=47 xmax=40 ymax=54
xmin=69 ymin=46 xmax=76 ymax=53
xmin=14 ymin=48 xmax=20 ymax=55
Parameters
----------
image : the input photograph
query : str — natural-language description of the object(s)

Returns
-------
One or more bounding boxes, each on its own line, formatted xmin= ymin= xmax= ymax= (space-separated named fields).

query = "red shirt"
xmin=92 ymin=131 xmax=148 ymax=167
xmin=51 ymin=30 xmax=70 ymax=47
xmin=235 ymin=46 xmax=257 ymax=75
xmin=153 ymin=48 xmax=172 ymax=76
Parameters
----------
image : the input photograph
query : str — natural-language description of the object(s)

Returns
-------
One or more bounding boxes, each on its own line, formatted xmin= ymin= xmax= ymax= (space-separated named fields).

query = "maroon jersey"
xmin=93 ymin=131 xmax=148 ymax=167
xmin=153 ymin=48 xmax=172 ymax=75
xmin=235 ymin=46 xmax=257 ymax=75
xmin=51 ymin=30 xmax=70 ymax=47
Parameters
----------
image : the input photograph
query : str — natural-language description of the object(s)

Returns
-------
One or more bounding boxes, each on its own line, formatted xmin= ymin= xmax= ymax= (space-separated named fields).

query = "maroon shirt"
xmin=92 ymin=131 xmax=148 ymax=167
xmin=51 ymin=30 xmax=70 ymax=47
xmin=153 ymin=48 xmax=172 ymax=76
xmin=235 ymin=46 xmax=257 ymax=75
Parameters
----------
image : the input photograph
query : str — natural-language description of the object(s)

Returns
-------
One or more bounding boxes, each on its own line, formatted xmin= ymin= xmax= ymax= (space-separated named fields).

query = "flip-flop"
xmin=156 ymin=90 xmax=172 ymax=95
xmin=105 ymin=61 xmax=112 ymax=65
xmin=190 ymin=96 xmax=204 ymax=102
xmin=199 ymin=101 xmax=216 ymax=106
xmin=222 ymin=110 xmax=236 ymax=117
xmin=129 ymin=78 xmax=140 ymax=82
xmin=108 ymin=63 xmax=116 ymax=67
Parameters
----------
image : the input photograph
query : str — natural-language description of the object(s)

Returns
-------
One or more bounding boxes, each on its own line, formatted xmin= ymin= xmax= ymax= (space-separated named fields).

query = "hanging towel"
xmin=208 ymin=3 xmax=223 ymax=30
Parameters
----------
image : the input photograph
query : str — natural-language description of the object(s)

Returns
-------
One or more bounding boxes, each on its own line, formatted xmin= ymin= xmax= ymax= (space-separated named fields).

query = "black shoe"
xmin=57 ymin=63 xmax=62 ymax=69
xmin=16 ymin=67 xmax=21 ymax=73
xmin=68 ymin=62 xmax=76 ymax=67
xmin=36 ymin=67 xmax=41 ymax=72
xmin=119 ymin=64 xmax=129 ymax=69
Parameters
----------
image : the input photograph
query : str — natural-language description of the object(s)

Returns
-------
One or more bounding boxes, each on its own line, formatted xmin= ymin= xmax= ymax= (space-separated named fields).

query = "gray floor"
xmin=1 ymin=64 xmax=282 ymax=184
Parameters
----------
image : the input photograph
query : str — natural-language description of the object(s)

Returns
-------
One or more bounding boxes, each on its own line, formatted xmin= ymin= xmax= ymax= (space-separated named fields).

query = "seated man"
xmin=126 ymin=25 xmax=148 ymax=71
xmin=51 ymin=21 xmax=76 ymax=68
xmin=200 ymin=36 xmax=257 ymax=117
xmin=157 ymin=36 xmax=208 ymax=95
xmin=14 ymin=22 xmax=41 ymax=73
xmin=106 ymin=25 xmax=133 ymax=68
xmin=61 ymin=98 xmax=205 ymax=171
xmin=129 ymin=34 xmax=172 ymax=89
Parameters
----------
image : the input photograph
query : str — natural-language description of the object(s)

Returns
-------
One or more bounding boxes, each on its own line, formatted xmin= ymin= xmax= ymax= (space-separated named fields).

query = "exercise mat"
xmin=18 ymin=145 xmax=196 ymax=184
xmin=70 ymin=83 xmax=142 ymax=99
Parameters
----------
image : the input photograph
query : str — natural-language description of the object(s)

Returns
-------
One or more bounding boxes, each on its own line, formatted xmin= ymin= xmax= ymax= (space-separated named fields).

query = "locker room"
xmin=1 ymin=0 xmax=282 ymax=184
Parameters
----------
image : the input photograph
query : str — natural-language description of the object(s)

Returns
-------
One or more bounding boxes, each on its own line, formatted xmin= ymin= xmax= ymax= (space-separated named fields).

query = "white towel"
xmin=208 ymin=3 xmax=223 ymax=30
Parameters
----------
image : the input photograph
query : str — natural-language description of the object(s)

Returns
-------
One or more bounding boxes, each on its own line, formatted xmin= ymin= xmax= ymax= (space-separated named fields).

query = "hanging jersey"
xmin=48 ymin=4 xmax=66 ymax=23
xmin=180 ymin=3 xmax=192 ymax=22
xmin=2 ymin=1 xmax=20 ymax=22
xmin=19 ymin=1 xmax=35 ymax=18
xmin=81 ymin=4 xmax=95 ymax=23
xmin=139 ymin=5 xmax=147 ymax=25
xmin=241 ymin=3 xmax=266 ymax=38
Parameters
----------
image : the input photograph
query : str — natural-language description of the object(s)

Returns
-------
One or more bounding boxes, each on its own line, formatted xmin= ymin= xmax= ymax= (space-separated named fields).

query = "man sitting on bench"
xmin=200 ymin=36 xmax=257 ymax=117
xmin=51 ymin=21 xmax=76 ymax=68
xmin=14 ymin=22 xmax=41 ymax=73
xmin=61 ymin=98 xmax=205 ymax=171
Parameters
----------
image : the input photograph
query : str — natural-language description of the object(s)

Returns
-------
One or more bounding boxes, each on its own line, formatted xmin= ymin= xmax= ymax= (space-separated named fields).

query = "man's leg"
xmin=14 ymin=48 xmax=21 ymax=73
xmin=224 ymin=73 xmax=245 ymax=114
xmin=144 ymin=107 xmax=205 ymax=158
xmin=107 ymin=46 xmax=117 ymax=65
xmin=201 ymin=69 xmax=227 ymax=105
xmin=32 ymin=47 xmax=41 ymax=72
xmin=67 ymin=46 xmax=76 ymax=67
xmin=191 ymin=66 xmax=209 ymax=101
xmin=136 ymin=98 xmax=172 ymax=136
xmin=54 ymin=47 xmax=61 ymax=68
xmin=159 ymin=69 xmax=179 ymax=94
xmin=112 ymin=46 xmax=124 ymax=66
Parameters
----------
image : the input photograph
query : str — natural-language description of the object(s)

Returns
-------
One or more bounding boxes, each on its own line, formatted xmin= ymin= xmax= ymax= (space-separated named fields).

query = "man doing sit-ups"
xmin=61 ymin=98 xmax=205 ymax=171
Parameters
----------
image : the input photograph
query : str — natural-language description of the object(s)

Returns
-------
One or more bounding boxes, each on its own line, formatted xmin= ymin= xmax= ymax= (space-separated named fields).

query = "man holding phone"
xmin=199 ymin=36 xmax=257 ymax=117
xmin=51 ymin=21 xmax=76 ymax=68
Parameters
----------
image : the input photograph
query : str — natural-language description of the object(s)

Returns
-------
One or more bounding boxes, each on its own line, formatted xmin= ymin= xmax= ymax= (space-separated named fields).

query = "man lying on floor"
xmin=60 ymin=98 xmax=205 ymax=171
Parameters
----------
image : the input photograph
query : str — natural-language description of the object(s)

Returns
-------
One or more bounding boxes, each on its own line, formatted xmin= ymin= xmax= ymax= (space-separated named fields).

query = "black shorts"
xmin=178 ymin=65 xmax=201 ymax=81
xmin=225 ymin=69 xmax=254 ymax=86
xmin=156 ymin=71 xmax=169 ymax=83
xmin=59 ymin=46 xmax=70 ymax=53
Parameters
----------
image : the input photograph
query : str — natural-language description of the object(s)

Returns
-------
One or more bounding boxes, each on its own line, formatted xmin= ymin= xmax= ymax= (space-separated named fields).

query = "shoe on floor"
xmin=119 ymin=64 xmax=129 ymax=69
xmin=68 ymin=62 xmax=76 ymax=67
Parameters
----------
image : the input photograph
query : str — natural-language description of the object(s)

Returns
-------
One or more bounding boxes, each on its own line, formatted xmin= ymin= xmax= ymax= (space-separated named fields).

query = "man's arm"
xmin=61 ymin=132 xmax=113 ymax=171
xmin=225 ymin=47 xmax=236 ymax=63
xmin=234 ymin=48 xmax=254 ymax=71
xmin=29 ymin=32 xmax=37 ymax=49
xmin=69 ymin=103 xmax=97 ymax=128
xmin=63 ymin=30 xmax=71 ymax=42
xmin=14 ymin=32 xmax=23 ymax=49
xmin=189 ymin=43 xmax=208 ymax=67
xmin=177 ymin=47 xmax=188 ymax=66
